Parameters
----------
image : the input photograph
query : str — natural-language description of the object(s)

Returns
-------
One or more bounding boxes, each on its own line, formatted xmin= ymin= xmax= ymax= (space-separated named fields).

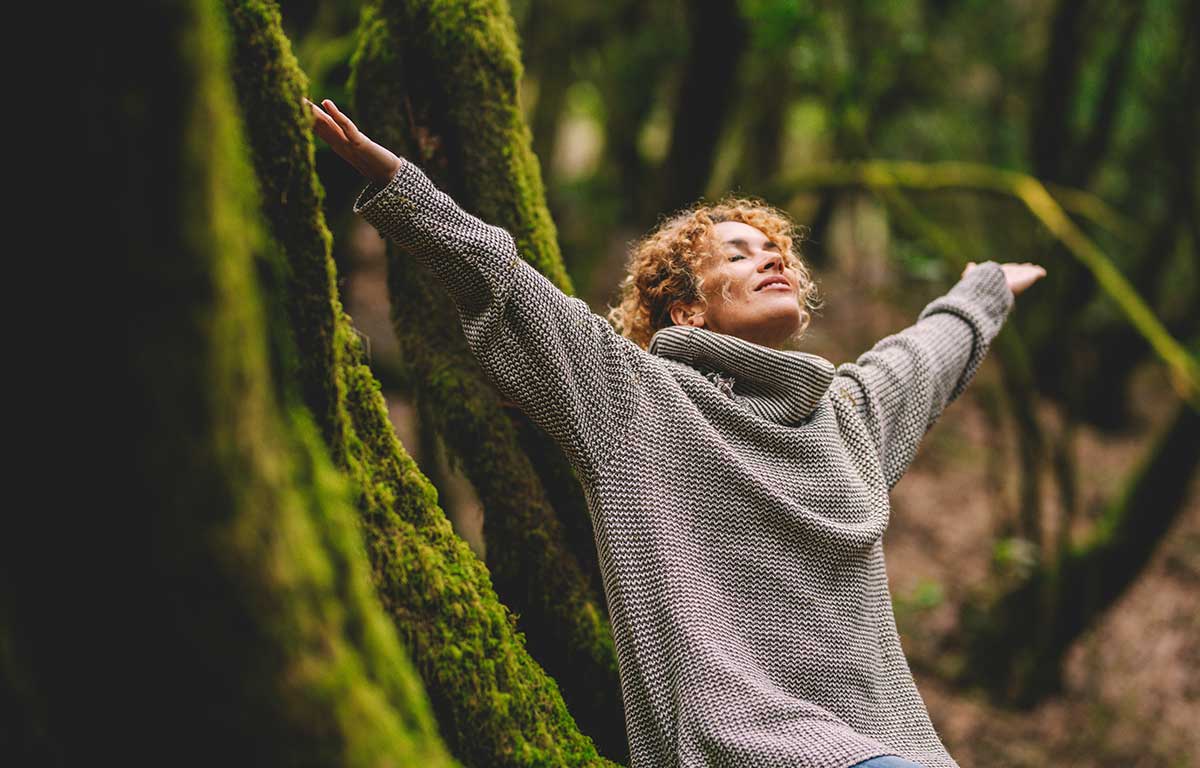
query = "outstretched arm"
xmin=310 ymin=99 xmax=644 ymax=483
xmin=834 ymin=261 xmax=1039 ymax=489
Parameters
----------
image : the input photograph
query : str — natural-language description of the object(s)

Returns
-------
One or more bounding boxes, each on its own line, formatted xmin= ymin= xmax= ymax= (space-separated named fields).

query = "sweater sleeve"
xmin=834 ymin=261 xmax=1014 ymax=489
xmin=352 ymin=159 xmax=645 ymax=482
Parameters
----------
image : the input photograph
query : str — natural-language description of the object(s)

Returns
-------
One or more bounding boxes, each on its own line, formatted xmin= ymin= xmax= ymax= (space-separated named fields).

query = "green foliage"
xmin=893 ymin=578 xmax=946 ymax=618
xmin=992 ymin=536 xmax=1040 ymax=584
xmin=739 ymin=0 xmax=817 ymax=54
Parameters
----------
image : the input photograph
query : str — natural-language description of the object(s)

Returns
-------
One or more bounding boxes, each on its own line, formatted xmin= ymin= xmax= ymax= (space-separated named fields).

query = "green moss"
xmin=12 ymin=0 xmax=465 ymax=764
xmin=222 ymin=1 xmax=620 ymax=763
xmin=196 ymin=2 xmax=457 ymax=761
xmin=350 ymin=1 xmax=628 ymax=757
xmin=351 ymin=0 xmax=565 ymax=285
xmin=221 ymin=0 xmax=347 ymax=457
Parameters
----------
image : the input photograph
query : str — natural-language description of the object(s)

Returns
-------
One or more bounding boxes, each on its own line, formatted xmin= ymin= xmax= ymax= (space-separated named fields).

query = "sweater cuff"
xmin=915 ymin=260 xmax=1014 ymax=400
xmin=352 ymin=157 xmax=416 ymax=229
xmin=919 ymin=261 xmax=1013 ymax=333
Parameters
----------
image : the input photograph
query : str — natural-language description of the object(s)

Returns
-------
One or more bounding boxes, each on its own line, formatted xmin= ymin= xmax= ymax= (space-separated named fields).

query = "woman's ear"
xmin=669 ymin=301 xmax=705 ymax=328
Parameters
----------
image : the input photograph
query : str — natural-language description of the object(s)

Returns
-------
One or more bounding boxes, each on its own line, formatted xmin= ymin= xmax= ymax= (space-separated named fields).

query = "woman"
xmin=309 ymin=97 xmax=1045 ymax=768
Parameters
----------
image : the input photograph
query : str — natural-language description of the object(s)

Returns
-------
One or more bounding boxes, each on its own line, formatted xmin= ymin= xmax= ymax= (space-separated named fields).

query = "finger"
xmin=304 ymin=98 xmax=332 ymax=132
xmin=310 ymin=102 xmax=349 ymax=146
xmin=313 ymin=116 xmax=347 ymax=149
xmin=305 ymin=98 xmax=331 ymax=127
xmin=322 ymin=99 xmax=361 ymax=139
xmin=308 ymin=107 xmax=367 ymax=174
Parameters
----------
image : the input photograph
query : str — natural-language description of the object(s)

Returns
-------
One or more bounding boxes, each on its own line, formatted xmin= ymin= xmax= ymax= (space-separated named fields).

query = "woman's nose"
xmin=759 ymin=253 xmax=784 ymax=272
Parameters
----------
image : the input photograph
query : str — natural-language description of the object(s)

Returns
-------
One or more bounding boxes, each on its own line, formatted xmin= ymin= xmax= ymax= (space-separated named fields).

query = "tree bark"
xmin=350 ymin=0 xmax=628 ymax=760
xmin=221 ymin=1 xmax=622 ymax=765
xmin=11 ymin=1 xmax=458 ymax=764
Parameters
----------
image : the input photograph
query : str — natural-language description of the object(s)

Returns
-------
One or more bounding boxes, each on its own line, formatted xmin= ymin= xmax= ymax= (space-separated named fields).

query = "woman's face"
xmin=669 ymin=220 xmax=806 ymax=349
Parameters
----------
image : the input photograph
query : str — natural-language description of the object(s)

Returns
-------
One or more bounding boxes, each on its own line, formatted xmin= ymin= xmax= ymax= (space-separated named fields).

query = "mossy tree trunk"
xmin=220 ymin=1 xmax=621 ymax=765
xmin=349 ymin=0 xmax=629 ymax=760
xmin=7 ymin=1 xmax=457 ymax=764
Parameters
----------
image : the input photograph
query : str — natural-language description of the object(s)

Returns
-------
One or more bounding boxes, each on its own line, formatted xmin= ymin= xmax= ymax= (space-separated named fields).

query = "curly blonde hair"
xmin=606 ymin=195 xmax=823 ymax=350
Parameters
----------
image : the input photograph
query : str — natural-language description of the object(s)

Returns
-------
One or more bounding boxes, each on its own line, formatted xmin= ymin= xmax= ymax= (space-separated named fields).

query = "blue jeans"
xmin=848 ymin=756 xmax=927 ymax=768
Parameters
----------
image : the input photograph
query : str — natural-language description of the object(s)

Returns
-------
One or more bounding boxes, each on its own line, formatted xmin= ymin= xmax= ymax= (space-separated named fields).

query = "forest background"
xmin=16 ymin=0 xmax=1198 ymax=766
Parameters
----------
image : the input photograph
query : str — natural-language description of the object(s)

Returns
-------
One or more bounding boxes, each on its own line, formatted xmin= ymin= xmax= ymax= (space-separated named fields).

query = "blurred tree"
xmin=726 ymin=0 xmax=819 ymax=195
xmin=520 ymin=0 xmax=690 ymax=304
xmin=516 ymin=0 xmax=620 ymax=186
xmin=960 ymin=401 xmax=1200 ymax=706
xmin=1059 ymin=0 xmax=1199 ymax=427
xmin=656 ymin=0 xmax=749 ymax=215
xmin=954 ymin=0 xmax=1199 ymax=706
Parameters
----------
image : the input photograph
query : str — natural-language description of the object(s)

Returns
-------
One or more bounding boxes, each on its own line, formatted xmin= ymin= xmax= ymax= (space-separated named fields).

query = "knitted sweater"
xmin=354 ymin=159 xmax=1015 ymax=768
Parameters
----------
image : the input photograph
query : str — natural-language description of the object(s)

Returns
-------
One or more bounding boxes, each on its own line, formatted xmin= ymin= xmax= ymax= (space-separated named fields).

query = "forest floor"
xmin=347 ymin=219 xmax=1198 ymax=768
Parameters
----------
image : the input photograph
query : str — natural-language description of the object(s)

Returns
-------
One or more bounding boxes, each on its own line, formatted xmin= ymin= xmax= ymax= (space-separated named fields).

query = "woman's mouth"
xmin=755 ymin=275 xmax=792 ymax=291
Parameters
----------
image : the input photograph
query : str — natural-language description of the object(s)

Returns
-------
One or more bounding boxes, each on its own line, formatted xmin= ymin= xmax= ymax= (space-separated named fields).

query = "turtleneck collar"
xmin=648 ymin=325 xmax=836 ymax=426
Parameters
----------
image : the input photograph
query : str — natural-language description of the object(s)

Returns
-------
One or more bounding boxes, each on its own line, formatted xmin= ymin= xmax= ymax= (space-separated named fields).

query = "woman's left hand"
xmin=962 ymin=261 xmax=1047 ymax=297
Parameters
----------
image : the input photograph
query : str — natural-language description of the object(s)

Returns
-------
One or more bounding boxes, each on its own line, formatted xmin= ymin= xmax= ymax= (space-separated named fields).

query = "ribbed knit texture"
xmin=355 ymin=160 xmax=1015 ymax=768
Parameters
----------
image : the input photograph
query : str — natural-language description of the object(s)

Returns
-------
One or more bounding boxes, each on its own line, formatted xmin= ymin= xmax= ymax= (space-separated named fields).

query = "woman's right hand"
xmin=962 ymin=260 xmax=1047 ymax=297
xmin=306 ymin=98 xmax=404 ymax=187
